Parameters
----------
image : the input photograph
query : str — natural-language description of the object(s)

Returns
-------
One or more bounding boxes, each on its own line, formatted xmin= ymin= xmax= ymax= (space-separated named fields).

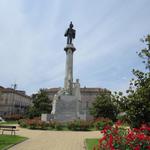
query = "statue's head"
xmin=70 ymin=22 xmax=73 ymax=29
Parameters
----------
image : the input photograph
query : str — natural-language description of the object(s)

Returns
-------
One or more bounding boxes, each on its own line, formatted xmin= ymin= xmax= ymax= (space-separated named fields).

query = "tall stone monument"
xmin=51 ymin=22 xmax=83 ymax=122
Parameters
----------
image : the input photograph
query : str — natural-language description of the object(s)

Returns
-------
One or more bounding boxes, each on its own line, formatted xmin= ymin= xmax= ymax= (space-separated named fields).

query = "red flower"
xmin=134 ymin=145 xmax=140 ymax=150
xmin=101 ymin=128 xmax=107 ymax=134
xmin=96 ymin=121 xmax=150 ymax=150
xmin=146 ymin=145 xmax=150 ymax=150
xmin=133 ymin=128 xmax=139 ymax=132
xmin=98 ymin=135 xmax=106 ymax=144
xmin=126 ymin=131 xmax=136 ymax=141
xmin=136 ymin=133 xmax=145 ymax=140
xmin=115 ymin=120 xmax=122 ymax=126
xmin=109 ymin=135 xmax=114 ymax=150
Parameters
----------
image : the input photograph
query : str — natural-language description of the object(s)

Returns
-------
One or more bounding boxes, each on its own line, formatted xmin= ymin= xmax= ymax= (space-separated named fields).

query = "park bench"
xmin=0 ymin=125 xmax=18 ymax=135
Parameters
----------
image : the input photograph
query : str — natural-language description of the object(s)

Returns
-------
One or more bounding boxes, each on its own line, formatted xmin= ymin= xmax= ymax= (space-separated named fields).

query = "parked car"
xmin=0 ymin=117 xmax=5 ymax=122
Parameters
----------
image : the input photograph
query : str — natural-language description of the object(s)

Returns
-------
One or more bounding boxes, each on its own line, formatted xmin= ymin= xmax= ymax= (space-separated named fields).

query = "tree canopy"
xmin=27 ymin=89 xmax=52 ymax=118
xmin=90 ymin=90 xmax=117 ymax=121
xmin=90 ymin=35 xmax=150 ymax=127
xmin=125 ymin=35 xmax=150 ymax=127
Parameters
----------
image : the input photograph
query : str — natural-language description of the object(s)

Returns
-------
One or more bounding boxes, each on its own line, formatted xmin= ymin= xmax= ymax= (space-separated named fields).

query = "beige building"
xmin=0 ymin=86 xmax=32 ymax=116
xmin=46 ymin=87 xmax=109 ymax=120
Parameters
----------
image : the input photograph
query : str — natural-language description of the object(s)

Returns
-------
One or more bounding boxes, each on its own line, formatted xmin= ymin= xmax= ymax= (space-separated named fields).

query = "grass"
xmin=0 ymin=135 xmax=27 ymax=150
xmin=0 ymin=121 xmax=18 ymax=125
xmin=85 ymin=138 xmax=99 ymax=150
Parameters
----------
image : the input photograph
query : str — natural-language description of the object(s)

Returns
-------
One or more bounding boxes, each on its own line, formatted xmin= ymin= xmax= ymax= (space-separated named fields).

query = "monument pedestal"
xmin=51 ymin=79 xmax=83 ymax=122
xmin=54 ymin=95 xmax=78 ymax=122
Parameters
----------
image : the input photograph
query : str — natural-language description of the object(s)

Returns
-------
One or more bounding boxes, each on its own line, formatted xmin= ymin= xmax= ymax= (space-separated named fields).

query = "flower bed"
xmin=18 ymin=118 xmax=93 ymax=131
xmin=93 ymin=121 xmax=150 ymax=150
xmin=19 ymin=118 xmax=54 ymax=130
xmin=67 ymin=120 xmax=93 ymax=131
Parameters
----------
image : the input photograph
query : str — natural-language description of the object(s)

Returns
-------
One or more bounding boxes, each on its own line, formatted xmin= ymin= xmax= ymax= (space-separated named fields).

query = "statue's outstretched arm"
xmin=64 ymin=29 xmax=68 ymax=37
xmin=73 ymin=30 xmax=76 ymax=39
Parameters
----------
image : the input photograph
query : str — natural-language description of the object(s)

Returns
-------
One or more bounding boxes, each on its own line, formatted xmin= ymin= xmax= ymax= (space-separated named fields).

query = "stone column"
xmin=64 ymin=44 xmax=76 ymax=94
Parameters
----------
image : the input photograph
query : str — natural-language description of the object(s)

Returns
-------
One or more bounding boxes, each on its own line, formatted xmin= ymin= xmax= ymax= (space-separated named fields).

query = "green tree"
xmin=90 ymin=90 xmax=118 ymax=121
xmin=27 ymin=89 xmax=52 ymax=118
xmin=126 ymin=35 xmax=150 ymax=127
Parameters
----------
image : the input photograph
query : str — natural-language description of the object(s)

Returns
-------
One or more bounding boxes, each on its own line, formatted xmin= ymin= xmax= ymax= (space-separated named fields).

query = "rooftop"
xmin=0 ymin=86 xmax=31 ymax=99
xmin=45 ymin=87 xmax=110 ymax=93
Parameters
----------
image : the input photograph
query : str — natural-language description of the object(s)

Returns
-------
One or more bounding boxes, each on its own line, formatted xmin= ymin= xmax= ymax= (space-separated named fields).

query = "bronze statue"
xmin=64 ymin=22 xmax=76 ymax=44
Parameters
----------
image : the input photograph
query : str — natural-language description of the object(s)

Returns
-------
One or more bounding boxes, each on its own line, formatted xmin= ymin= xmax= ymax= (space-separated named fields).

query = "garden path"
xmin=8 ymin=126 xmax=101 ymax=150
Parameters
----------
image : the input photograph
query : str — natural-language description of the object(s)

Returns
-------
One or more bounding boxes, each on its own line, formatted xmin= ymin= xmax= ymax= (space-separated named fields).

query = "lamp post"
xmin=11 ymin=84 xmax=17 ymax=115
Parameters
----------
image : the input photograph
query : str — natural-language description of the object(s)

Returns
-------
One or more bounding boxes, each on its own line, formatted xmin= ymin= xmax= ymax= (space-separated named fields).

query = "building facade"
xmin=46 ymin=87 xmax=109 ymax=120
xmin=0 ymin=86 xmax=32 ymax=116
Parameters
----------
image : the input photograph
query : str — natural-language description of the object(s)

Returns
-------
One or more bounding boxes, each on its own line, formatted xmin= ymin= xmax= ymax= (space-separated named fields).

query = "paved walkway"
xmin=9 ymin=126 xmax=101 ymax=150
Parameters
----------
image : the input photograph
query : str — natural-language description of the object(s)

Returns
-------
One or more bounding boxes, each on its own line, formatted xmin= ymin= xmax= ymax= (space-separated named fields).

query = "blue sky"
xmin=0 ymin=0 xmax=150 ymax=95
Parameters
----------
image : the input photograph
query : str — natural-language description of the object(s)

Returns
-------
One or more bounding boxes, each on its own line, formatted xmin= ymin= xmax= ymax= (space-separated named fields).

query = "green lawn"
xmin=85 ymin=138 xmax=99 ymax=150
xmin=0 ymin=135 xmax=27 ymax=150
xmin=0 ymin=121 xmax=18 ymax=125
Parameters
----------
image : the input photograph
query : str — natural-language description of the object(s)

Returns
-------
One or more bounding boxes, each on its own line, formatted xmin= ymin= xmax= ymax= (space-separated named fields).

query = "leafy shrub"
xmin=25 ymin=118 xmax=40 ymax=129
xmin=67 ymin=120 xmax=92 ymax=131
xmin=19 ymin=118 xmax=93 ymax=131
xmin=94 ymin=118 xmax=113 ymax=130
xmin=116 ymin=112 xmax=130 ymax=126
xmin=48 ymin=121 xmax=56 ymax=129
xmin=18 ymin=119 xmax=27 ymax=128
xmin=19 ymin=118 xmax=65 ymax=130
xmin=38 ymin=121 xmax=49 ymax=130
xmin=140 ymin=123 xmax=150 ymax=136
xmin=27 ymin=90 xmax=52 ymax=119
xmin=54 ymin=122 xmax=63 ymax=130
xmin=19 ymin=118 xmax=47 ymax=129
xmin=26 ymin=106 xmax=40 ymax=119
xmin=93 ymin=121 xmax=150 ymax=150
xmin=28 ymin=121 xmax=37 ymax=129
xmin=90 ymin=91 xmax=118 ymax=121
xmin=124 ymin=35 xmax=150 ymax=128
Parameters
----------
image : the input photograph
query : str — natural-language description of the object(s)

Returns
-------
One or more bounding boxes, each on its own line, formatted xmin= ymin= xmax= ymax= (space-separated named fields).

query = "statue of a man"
xmin=64 ymin=22 xmax=76 ymax=44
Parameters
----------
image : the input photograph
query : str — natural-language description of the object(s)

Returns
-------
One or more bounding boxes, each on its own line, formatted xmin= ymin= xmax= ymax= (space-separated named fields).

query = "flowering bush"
xmin=19 ymin=118 xmax=94 ymax=131
xmin=18 ymin=118 xmax=49 ymax=129
xmin=67 ymin=120 xmax=93 ymax=131
xmin=116 ymin=112 xmax=130 ymax=125
xmin=54 ymin=122 xmax=64 ymax=130
xmin=94 ymin=121 xmax=150 ymax=150
xmin=94 ymin=118 xmax=113 ymax=130
xmin=18 ymin=119 xmax=28 ymax=128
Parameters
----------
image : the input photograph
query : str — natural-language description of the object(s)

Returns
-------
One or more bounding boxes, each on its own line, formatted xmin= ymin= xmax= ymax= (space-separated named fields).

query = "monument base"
xmin=54 ymin=95 xmax=79 ymax=122
xmin=41 ymin=114 xmax=54 ymax=122
xmin=50 ymin=79 xmax=85 ymax=122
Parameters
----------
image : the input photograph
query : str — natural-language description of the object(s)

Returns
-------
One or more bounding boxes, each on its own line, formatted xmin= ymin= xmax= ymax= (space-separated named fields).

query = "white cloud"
xmin=0 ymin=0 xmax=150 ymax=94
